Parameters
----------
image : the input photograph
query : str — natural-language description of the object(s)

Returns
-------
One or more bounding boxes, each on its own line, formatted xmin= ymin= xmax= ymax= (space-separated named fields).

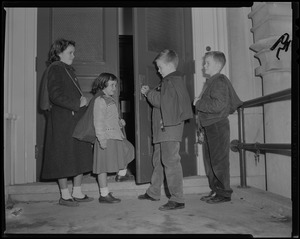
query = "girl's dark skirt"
xmin=93 ymin=138 xmax=134 ymax=174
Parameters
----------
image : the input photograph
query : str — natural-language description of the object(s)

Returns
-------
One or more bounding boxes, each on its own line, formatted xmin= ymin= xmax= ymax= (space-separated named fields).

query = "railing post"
xmin=238 ymin=107 xmax=248 ymax=188
xmin=232 ymin=89 xmax=291 ymax=189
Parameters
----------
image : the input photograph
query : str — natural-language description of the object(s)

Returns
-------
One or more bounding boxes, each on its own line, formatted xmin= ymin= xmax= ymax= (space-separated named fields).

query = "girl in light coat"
xmin=92 ymin=73 xmax=134 ymax=203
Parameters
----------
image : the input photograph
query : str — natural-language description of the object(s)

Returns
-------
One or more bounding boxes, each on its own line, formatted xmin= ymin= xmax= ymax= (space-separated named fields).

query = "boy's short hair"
xmin=205 ymin=51 xmax=226 ymax=71
xmin=155 ymin=49 xmax=179 ymax=68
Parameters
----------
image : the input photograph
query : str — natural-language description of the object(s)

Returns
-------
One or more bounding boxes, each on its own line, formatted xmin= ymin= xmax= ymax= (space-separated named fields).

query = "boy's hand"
xmin=141 ymin=85 xmax=150 ymax=96
xmin=197 ymin=130 xmax=205 ymax=144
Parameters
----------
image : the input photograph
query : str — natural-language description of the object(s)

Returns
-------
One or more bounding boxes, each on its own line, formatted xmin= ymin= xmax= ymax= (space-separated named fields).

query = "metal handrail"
xmin=231 ymin=88 xmax=291 ymax=188
xmin=231 ymin=141 xmax=291 ymax=152
xmin=241 ymin=88 xmax=291 ymax=108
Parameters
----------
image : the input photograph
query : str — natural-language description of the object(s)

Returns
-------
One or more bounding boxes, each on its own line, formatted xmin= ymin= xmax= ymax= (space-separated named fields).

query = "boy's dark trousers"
xmin=203 ymin=118 xmax=233 ymax=198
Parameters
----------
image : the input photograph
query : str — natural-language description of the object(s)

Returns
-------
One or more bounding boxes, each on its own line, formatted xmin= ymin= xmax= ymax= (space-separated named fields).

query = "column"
xmin=248 ymin=2 xmax=292 ymax=198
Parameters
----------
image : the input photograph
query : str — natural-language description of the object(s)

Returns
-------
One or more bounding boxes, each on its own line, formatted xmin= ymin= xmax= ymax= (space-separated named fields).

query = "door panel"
xmin=51 ymin=7 xmax=119 ymax=99
xmin=134 ymin=8 xmax=197 ymax=184
xmin=36 ymin=8 xmax=118 ymax=181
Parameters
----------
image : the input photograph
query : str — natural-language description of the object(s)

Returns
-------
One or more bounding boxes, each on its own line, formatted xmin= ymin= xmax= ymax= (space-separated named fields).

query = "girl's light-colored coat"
xmin=93 ymin=95 xmax=125 ymax=142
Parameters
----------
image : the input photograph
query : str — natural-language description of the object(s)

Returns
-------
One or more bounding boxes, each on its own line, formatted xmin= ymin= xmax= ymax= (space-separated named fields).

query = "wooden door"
xmin=133 ymin=8 xmax=197 ymax=184
xmin=36 ymin=8 xmax=118 ymax=181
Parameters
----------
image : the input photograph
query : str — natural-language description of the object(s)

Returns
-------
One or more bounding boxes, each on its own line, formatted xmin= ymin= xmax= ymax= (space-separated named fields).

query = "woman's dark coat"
xmin=40 ymin=61 xmax=93 ymax=179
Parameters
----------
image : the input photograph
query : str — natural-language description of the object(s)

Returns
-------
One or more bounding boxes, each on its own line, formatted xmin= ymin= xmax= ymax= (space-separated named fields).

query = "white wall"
xmin=227 ymin=7 xmax=267 ymax=190
xmin=192 ymin=8 xmax=230 ymax=176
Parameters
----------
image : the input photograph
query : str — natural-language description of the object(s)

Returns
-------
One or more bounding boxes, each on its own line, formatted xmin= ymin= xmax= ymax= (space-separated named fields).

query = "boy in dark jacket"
xmin=139 ymin=49 xmax=193 ymax=211
xmin=194 ymin=51 xmax=242 ymax=203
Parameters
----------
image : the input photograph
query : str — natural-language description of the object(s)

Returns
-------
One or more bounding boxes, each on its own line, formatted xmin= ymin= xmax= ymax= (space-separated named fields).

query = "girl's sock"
xmin=118 ymin=168 xmax=127 ymax=176
xmin=100 ymin=187 xmax=109 ymax=197
xmin=72 ymin=186 xmax=85 ymax=199
xmin=60 ymin=188 xmax=72 ymax=200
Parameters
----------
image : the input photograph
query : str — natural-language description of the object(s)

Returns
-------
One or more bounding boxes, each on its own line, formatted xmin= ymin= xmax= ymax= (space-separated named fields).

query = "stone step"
xmin=8 ymin=175 xmax=241 ymax=202
xmin=7 ymin=175 xmax=292 ymax=218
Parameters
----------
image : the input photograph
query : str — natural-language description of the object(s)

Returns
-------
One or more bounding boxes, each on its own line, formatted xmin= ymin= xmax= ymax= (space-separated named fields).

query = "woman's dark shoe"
xmin=158 ymin=201 xmax=185 ymax=211
xmin=200 ymin=191 xmax=216 ymax=201
xmin=98 ymin=192 xmax=121 ymax=203
xmin=206 ymin=195 xmax=231 ymax=204
xmin=115 ymin=174 xmax=130 ymax=182
xmin=73 ymin=195 xmax=94 ymax=202
xmin=138 ymin=193 xmax=160 ymax=201
xmin=59 ymin=198 xmax=79 ymax=207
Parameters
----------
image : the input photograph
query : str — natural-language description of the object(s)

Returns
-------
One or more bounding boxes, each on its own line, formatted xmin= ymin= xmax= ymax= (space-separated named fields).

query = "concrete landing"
xmin=4 ymin=176 xmax=293 ymax=237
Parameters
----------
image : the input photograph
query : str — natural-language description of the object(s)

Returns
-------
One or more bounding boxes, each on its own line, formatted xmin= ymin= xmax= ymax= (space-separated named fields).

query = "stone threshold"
xmin=7 ymin=175 xmax=231 ymax=202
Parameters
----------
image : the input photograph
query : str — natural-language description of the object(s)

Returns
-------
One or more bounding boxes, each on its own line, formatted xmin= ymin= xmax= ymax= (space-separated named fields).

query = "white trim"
xmin=24 ymin=8 xmax=37 ymax=182
xmin=4 ymin=8 xmax=14 ymax=186
xmin=4 ymin=8 xmax=37 ymax=184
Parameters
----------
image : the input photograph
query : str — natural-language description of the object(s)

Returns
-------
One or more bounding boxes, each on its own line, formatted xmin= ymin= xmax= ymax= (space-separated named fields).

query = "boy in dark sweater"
xmin=194 ymin=51 xmax=242 ymax=204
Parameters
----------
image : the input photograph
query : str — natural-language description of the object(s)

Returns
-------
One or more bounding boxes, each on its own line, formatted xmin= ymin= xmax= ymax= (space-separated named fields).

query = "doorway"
xmin=118 ymin=35 xmax=136 ymax=178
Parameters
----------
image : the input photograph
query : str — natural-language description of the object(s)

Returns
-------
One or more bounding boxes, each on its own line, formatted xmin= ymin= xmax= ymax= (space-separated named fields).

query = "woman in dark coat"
xmin=40 ymin=38 xmax=93 ymax=207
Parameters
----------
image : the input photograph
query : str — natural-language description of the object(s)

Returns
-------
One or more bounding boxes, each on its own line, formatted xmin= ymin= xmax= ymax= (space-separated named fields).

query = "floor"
xmin=3 ymin=178 xmax=294 ymax=237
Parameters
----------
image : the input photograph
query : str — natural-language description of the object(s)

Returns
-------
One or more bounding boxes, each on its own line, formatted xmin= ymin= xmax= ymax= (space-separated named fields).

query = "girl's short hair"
xmin=204 ymin=51 xmax=226 ymax=70
xmin=91 ymin=73 xmax=118 ymax=95
xmin=47 ymin=38 xmax=75 ymax=65
xmin=155 ymin=49 xmax=179 ymax=68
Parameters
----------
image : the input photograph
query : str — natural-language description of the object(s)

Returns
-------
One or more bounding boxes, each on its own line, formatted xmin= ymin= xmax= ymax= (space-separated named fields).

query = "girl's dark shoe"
xmin=98 ymin=192 xmax=121 ymax=203
xmin=73 ymin=195 xmax=94 ymax=202
xmin=59 ymin=198 xmax=79 ymax=207
xmin=115 ymin=174 xmax=130 ymax=182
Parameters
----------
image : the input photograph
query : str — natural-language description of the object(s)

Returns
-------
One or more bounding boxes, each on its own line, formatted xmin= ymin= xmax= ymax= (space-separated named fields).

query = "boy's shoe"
xmin=200 ymin=191 xmax=216 ymax=201
xmin=99 ymin=192 xmax=121 ymax=203
xmin=138 ymin=193 xmax=160 ymax=201
xmin=59 ymin=198 xmax=79 ymax=207
xmin=73 ymin=195 xmax=94 ymax=202
xmin=206 ymin=195 xmax=231 ymax=204
xmin=158 ymin=201 xmax=185 ymax=211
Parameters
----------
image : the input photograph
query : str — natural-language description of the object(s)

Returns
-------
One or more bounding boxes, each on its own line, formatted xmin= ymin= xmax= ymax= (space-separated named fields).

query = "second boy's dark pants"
xmin=203 ymin=117 xmax=233 ymax=198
